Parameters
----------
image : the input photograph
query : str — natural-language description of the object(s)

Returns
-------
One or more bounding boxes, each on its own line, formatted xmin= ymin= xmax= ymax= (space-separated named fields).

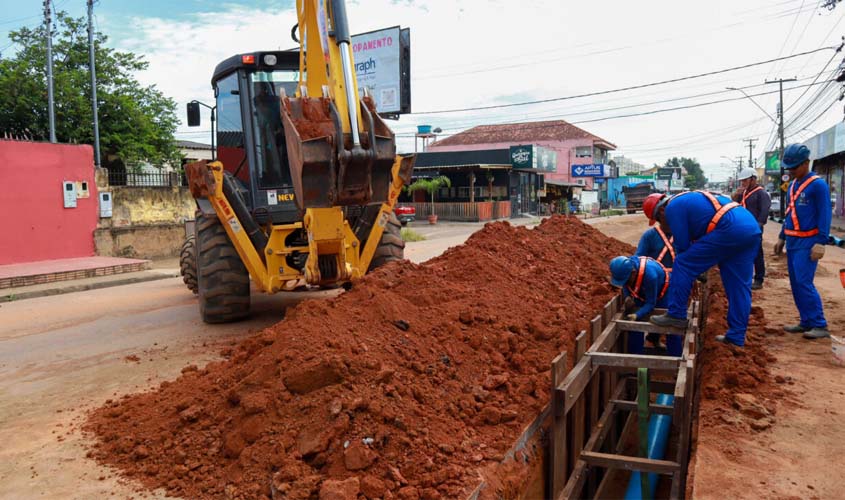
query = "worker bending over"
xmin=638 ymin=193 xmax=675 ymax=268
xmin=646 ymin=190 xmax=761 ymax=347
xmin=609 ymin=255 xmax=682 ymax=356
xmin=774 ymin=144 xmax=831 ymax=340
xmin=734 ymin=168 xmax=771 ymax=290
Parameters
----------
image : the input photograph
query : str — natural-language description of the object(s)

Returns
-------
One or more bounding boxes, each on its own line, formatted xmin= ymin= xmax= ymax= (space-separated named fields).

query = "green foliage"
xmin=664 ymin=157 xmax=707 ymax=190
xmin=406 ymin=175 xmax=451 ymax=205
xmin=0 ymin=13 xmax=180 ymax=165
xmin=400 ymin=228 xmax=426 ymax=242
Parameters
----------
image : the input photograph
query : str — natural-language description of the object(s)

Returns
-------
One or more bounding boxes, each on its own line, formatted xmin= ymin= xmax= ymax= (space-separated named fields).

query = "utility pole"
xmin=744 ymin=138 xmax=757 ymax=174
xmin=44 ymin=0 xmax=56 ymax=143
xmin=735 ymin=157 xmax=744 ymax=189
xmin=87 ymin=0 xmax=101 ymax=168
xmin=766 ymin=77 xmax=797 ymax=218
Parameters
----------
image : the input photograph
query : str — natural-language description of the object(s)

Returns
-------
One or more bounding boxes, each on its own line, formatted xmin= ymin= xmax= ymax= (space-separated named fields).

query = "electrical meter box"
xmin=99 ymin=192 xmax=113 ymax=218
xmin=63 ymin=181 xmax=77 ymax=208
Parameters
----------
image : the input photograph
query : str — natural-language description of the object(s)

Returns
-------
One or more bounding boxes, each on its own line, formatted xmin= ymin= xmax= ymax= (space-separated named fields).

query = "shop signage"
xmin=571 ymin=163 xmax=606 ymax=177
xmin=765 ymin=151 xmax=780 ymax=173
xmin=510 ymin=145 xmax=557 ymax=171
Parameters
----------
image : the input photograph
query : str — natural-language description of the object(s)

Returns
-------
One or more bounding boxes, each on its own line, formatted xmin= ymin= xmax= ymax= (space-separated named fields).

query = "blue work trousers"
xmin=753 ymin=239 xmax=766 ymax=283
xmin=786 ymin=247 xmax=827 ymax=328
xmin=627 ymin=296 xmax=683 ymax=356
xmin=667 ymin=230 xmax=761 ymax=346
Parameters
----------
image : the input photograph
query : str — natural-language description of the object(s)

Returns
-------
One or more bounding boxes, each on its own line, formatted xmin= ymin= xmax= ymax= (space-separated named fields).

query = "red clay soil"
xmin=84 ymin=216 xmax=634 ymax=500
xmin=686 ymin=274 xmax=791 ymax=495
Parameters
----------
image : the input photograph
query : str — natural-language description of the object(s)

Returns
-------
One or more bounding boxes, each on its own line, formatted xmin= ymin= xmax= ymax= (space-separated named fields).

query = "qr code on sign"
xmin=380 ymin=87 xmax=397 ymax=108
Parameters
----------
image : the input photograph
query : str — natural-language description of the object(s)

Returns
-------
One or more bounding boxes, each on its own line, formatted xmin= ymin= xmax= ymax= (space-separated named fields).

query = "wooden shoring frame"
xmin=550 ymin=284 xmax=705 ymax=500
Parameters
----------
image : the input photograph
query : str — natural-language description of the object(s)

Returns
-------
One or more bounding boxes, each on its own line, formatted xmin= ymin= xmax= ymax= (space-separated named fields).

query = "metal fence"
xmin=108 ymin=170 xmax=186 ymax=187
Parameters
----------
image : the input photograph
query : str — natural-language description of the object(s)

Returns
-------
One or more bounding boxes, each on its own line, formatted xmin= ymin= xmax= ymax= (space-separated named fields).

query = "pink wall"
xmin=0 ymin=141 xmax=98 ymax=265
xmin=427 ymin=138 xmax=601 ymax=189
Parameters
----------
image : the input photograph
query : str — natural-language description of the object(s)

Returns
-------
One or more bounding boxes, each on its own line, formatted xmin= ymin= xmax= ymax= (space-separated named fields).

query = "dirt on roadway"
xmin=0 ymin=217 xmax=544 ymax=499
xmin=589 ymin=214 xmax=845 ymax=500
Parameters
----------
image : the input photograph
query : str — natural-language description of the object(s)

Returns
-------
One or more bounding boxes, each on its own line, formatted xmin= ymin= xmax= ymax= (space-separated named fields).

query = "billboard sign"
xmin=765 ymin=151 xmax=780 ymax=173
xmin=351 ymin=26 xmax=411 ymax=115
xmin=510 ymin=145 xmax=557 ymax=171
xmin=571 ymin=164 xmax=606 ymax=177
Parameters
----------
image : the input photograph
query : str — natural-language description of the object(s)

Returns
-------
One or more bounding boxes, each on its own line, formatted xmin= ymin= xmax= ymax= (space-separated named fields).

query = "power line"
xmin=409 ymin=46 xmax=836 ymax=115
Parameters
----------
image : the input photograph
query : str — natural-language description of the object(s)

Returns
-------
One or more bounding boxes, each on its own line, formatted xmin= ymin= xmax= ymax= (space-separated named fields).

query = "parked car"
xmin=394 ymin=205 xmax=415 ymax=225
xmin=769 ymin=192 xmax=782 ymax=219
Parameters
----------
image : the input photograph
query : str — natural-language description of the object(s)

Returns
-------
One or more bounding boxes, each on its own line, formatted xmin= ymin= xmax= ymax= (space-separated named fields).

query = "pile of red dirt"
xmin=696 ymin=274 xmax=790 ymax=437
xmin=84 ymin=216 xmax=633 ymax=500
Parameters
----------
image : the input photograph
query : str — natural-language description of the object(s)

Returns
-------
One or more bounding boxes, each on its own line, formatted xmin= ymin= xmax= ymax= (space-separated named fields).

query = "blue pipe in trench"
xmin=623 ymin=394 xmax=675 ymax=500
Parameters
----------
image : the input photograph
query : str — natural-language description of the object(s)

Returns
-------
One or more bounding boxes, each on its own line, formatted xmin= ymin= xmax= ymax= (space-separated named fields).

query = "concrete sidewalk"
xmin=0 ymin=257 xmax=180 ymax=303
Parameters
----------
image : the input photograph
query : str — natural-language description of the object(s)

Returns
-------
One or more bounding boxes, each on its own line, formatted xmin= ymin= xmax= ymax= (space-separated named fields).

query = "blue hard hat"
xmin=782 ymin=143 xmax=811 ymax=169
xmin=609 ymin=256 xmax=634 ymax=287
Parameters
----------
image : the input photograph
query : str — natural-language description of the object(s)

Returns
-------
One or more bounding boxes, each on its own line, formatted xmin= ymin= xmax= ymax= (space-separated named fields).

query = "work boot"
xmin=783 ymin=324 xmax=810 ymax=334
xmin=715 ymin=335 xmax=742 ymax=347
xmin=650 ymin=314 xmax=688 ymax=329
xmin=802 ymin=328 xmax=831 ymax=339
xmin=751 ymin=281 xmax=763 ymax=290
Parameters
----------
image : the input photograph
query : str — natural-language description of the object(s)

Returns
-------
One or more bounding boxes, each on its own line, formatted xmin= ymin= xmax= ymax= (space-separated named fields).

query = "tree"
xmin=0 ymin=13 xmax=180 ymax=167
xmin=406 ymin=176 xmax=452 ymax=214
xmin=664 ymin=157 xmax=707 ymax=190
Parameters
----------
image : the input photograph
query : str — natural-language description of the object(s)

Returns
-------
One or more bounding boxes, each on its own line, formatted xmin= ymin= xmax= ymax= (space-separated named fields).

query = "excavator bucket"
xmin=280 ymin=94 xmax=396 ymax=210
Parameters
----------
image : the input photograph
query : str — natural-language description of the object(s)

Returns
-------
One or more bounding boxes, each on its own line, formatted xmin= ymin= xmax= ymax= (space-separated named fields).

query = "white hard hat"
xmin=737 ymin=168 xmax=757 ymax=181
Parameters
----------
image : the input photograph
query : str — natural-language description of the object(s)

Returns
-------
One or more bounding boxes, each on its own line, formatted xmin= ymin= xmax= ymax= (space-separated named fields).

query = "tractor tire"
xmin=196 ymin=214 xmax=250 ymax=323
xmin=369 ymin=212 xmax=405 ymax=271
xmin=179 ymin=234 xmax=198 ymax=294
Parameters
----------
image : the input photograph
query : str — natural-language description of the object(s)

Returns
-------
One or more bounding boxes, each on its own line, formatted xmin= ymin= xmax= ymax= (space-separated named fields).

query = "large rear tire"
xmin=196 ymin=214 xmax=250 ymax=323
xmin=369 ymin=212 xmax=405 ymax=271
xmin=179 ymin=234 xmax=198 ymax=294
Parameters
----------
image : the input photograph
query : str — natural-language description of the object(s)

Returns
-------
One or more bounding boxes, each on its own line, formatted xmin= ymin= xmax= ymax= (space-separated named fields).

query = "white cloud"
xmin=110 ymin=0 xmax=845 ymax=177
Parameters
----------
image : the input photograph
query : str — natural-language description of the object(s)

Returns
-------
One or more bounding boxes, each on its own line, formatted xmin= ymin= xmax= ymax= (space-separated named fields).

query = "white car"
xmin=769 ymin=192 xmax=782 ymax=219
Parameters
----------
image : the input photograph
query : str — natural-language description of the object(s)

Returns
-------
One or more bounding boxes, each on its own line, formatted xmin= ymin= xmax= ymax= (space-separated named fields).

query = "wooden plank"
xmin=587 ymin=352 xmax=682 ymax=371
xmin=580 ymin=451 xmax=681 ymax=475
xmin=611 ymin=399 xmax=674 ymax=415
xmin=649 ymin=380 xmax=677 ymax=394
xmin=550 ymin=351 xmax=569 ymax=499
xmin=559 ymin=380 xmax=626 ymax=500
xmin=614 ymin=319 xmax=687 ymax=335
xmin=590 ymin=315 xmax=602 ymax=346
xmin=587 ymin=321 xmax=621 ymax=354
xmin=575 ymin=331 xmax=587 ymax=361
xmin=557 ymin=358 xmax=592 ymax=414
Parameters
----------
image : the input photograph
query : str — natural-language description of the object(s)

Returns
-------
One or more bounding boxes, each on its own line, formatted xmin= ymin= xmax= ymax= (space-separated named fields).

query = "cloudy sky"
xmin=2 ymin=0 xmax=844 ymax=181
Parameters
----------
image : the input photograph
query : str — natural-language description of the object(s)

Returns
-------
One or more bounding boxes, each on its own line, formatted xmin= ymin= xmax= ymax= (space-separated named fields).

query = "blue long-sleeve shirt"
xmin=664 ymin=191 xmax=761 ymax=254
xmin=778 ymin=173 xmax=831 ymax=250
xmin=635 ymin=227 xmax=674 ymax=268
xmin=622 ymin=257 xmax=668 ymax=320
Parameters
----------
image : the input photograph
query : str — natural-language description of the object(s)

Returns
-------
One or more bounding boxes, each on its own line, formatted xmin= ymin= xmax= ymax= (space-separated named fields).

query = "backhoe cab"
xmin=181 ymin=0 xmax=413 ymax=323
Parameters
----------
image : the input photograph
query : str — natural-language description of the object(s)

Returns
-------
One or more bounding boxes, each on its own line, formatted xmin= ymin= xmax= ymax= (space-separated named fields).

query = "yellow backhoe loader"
xmin=180 ymin=0 xmax=413 ymax=323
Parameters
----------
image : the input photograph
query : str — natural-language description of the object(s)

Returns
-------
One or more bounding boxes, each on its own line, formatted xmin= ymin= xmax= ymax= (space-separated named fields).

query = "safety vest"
xmin=740 ymin=185 xmax=764 ymax=208
xmin=627 ymin=256 xmax=670 ymax=302
xmin=784 ymin=175 xmax=821 ymax=237
xmin=669 ymin=190 xmax=739 ymax=234
xmin=655 ymin=225 xmax=675 ymax=265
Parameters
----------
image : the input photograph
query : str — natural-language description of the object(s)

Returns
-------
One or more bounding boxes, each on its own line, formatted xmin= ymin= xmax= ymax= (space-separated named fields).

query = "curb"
xmin=0 ymin=272 xmax=179 ymax=303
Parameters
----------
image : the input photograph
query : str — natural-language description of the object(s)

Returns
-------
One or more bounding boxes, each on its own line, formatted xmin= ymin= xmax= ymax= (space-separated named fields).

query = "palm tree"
xmin=406 ymin=175 xmax=452 ymax=218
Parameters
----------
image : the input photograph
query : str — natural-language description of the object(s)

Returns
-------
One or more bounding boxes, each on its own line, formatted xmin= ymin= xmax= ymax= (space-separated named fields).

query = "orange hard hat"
xmin=643 ymin=193 xmax=667 ymax=225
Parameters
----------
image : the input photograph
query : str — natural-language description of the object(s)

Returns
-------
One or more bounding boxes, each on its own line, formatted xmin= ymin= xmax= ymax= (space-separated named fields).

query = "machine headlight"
xmin=263 ymin=54 xmax=278 ymax=66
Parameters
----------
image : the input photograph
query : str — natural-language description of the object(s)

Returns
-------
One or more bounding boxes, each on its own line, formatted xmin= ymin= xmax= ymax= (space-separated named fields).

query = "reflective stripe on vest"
xmin=627 ymin=256 xmax=670 ymax=302
xmin=655 ymin=225 xmax=675 ymax=265
xmin=667 ymin=190 xmax=739 ymax=234
xmin=784 ymin=175 xmax=820 ymax=238
xmin=741 ymin=185 xmax=764 ymax=208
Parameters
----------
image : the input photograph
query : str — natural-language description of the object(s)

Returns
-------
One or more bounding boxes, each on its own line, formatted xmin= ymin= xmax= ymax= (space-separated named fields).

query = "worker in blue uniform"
xmin=609 ymin=255 xmax=682 ymax=356
xmin=773 ymin=144 xmax=831 ymax=340
xmin=645 ymin=190 xmax=762 ymax=347
xmin=635 ymin=198 xmax=675 ymax=268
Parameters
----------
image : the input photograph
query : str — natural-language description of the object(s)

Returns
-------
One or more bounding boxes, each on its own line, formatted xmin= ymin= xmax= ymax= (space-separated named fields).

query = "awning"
xmin=544 ymin=178 xmax=584 ymax=187
xmin=413 ymin=163 xmax=512 ymax=171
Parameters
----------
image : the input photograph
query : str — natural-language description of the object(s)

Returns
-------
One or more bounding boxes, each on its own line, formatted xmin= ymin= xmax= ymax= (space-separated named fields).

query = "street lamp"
xmin=726 ymin=87 xmax=777 ymax=124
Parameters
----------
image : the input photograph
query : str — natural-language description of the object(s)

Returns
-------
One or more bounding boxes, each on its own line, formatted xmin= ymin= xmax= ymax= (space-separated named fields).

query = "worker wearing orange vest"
xmin=734 ymin=168 xmax=771 ymax=290
xmin=773 ymin=144 xmax=831 ymax=340
xmin=635 ymin=203 xmax=675 ymax=268
xmin=609 ymin=255 xmax=682 ymax=356
xmin=644 ymin=190 xmax=761 ymax=346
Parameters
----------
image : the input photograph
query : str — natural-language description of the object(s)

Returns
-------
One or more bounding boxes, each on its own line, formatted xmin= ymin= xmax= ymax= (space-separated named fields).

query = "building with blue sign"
xmin=425 ymin=120 xmax=617 ymax=212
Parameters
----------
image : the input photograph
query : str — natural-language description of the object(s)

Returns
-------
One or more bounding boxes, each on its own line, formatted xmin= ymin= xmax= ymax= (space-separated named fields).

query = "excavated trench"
xmin=82 ymin=215 xmax=784 ymax=499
